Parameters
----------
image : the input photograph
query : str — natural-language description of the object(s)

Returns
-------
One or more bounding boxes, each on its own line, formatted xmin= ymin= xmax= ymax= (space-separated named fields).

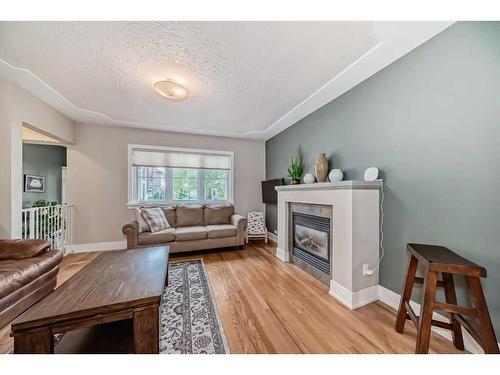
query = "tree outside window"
xmin=133 ymin=165 xmax=230 ymax=203
xmin=204 ymin=169 xmax=228 ymax=201
xmin=172 ymin=168 xmax=198 ymax=200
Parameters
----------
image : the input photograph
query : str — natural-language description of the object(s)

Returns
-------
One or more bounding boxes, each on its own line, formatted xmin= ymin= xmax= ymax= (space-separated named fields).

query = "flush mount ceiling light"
xmin=153 ymin=79 xmax=188 ymax=100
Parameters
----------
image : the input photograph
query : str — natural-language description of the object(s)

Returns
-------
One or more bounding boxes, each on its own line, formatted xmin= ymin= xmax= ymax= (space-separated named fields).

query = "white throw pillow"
xmin=135 ymin=208 xmax=150 ymax=233
xmin=141 ymin=207 xmax=171 ymax=233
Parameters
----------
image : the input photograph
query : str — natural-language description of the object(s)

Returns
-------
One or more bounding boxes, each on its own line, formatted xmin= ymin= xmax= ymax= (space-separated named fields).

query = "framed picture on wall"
xmin=24 ymin=174 xmax=46 ymax=193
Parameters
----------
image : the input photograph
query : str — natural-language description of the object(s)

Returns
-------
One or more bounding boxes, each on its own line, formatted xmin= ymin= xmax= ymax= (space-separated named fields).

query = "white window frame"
xmin=127 ymin=144 xmax=234 ymax=207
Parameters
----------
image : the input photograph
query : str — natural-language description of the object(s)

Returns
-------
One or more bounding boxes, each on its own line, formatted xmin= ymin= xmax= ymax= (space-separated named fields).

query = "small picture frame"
xmin=24 ymin=174 xmax=46 ymax=193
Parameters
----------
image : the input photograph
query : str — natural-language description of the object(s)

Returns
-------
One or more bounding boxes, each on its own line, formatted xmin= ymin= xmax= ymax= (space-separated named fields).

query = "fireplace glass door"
xmin=292 ymin=212 xmax=331 ymax=274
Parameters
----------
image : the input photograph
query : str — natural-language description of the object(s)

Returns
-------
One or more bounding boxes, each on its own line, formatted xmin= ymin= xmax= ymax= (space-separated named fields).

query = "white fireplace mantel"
xmin=275 ymin=180 xmax=382 ymax=192
xmin=275 ymin=180 xmax=382 ymax=309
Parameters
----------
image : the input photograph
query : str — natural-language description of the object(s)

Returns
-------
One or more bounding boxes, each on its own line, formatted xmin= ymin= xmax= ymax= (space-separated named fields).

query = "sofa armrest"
xmin=230 ymin=214 xmax=247 ymax=245
xmin=122 ymin=220 xmax=139 ymax=249
xmin=0 ymin=239 xmax=51 ymax=261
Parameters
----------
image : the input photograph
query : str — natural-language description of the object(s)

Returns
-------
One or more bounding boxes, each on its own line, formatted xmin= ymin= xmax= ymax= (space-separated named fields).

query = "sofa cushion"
xmin=176 ymin=205 xmax=204 ymax=227
xmin=175 ymin=226 xmax=208 ymax=241
xmin=138 ymin=228 xmax=175 ymax=245
xmin=204 ymin=204 xmax=234 ymax=225
xmin=161 ymin=206 xmax=177 ymax=228
xmin=206 ymin=224 xmax=237 ymax=239
xmin=0 ymin=250 xmax=63 ymax=299
xmin=141 ymin=207 xmax=170 ymax=233
xmin=0 ymin=239 xmax=51 ymax=261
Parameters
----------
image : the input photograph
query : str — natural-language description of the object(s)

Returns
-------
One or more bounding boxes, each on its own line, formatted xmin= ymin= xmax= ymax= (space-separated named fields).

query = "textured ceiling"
xmin=0 ymin=21 xmax=379 ymax=136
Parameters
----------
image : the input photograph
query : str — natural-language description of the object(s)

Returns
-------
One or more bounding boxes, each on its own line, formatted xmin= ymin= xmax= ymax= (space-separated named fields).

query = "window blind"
xmin=131 ymin=148 xmax=231 ymax=170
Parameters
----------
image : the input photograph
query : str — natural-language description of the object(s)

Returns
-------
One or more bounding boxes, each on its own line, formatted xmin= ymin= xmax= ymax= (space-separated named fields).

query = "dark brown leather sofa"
xmin=0 ymin=239 xmax=63 ymax=327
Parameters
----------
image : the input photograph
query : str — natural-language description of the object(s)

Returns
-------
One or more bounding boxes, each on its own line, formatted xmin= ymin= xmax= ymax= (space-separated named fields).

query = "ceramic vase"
xmin=303 ymin=173 xmax=315 ymax=184
xmin=314 ymin=153 xmax=329 ymax=182
xmin=328 ymin=169 xmax=344 ymax=182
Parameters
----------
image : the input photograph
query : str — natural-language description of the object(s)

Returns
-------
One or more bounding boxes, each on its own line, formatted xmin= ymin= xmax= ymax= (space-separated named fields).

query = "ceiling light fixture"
xmin=153 ymin=79 xmax=188 ymax=100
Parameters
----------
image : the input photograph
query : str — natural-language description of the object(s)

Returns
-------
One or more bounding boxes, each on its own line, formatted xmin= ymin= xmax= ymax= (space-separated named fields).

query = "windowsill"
xmin=127 ymin=200 xmax=235 ymax=209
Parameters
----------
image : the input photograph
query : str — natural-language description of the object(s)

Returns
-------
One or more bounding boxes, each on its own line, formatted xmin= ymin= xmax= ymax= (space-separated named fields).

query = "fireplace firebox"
xmin=292 ymin=212 xmax=331 ymax=275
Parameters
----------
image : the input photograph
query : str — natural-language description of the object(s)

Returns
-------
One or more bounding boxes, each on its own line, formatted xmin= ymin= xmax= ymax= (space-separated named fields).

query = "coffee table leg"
xmin=14 ymin=328 xmax=53 ymax=354
xmin=133 ymin=304 xmax=159 ymax=354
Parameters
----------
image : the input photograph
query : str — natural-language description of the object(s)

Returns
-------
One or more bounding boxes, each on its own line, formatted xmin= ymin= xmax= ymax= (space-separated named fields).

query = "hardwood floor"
xmin=0 ymin=243 xmax=464 ymax=354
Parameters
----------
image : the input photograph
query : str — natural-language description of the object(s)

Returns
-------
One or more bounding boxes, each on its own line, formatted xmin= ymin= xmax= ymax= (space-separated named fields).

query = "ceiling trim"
xmin=0 ymin=21 xmax=454 ymax=141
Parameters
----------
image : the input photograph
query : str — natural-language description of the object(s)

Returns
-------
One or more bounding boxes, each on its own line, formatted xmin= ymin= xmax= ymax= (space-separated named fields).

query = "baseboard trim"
xmin=276 ymin=247 xmax=288 ymax=262
xmin=66 ymin=240 xmax=127 ymax=254
xmin=329 ymin=281 xmax=379 ymax=310
xmin=377 ymin=285 xmax=500 ymax=354
xmin=267 ymin=231 xmax=277 ymax=243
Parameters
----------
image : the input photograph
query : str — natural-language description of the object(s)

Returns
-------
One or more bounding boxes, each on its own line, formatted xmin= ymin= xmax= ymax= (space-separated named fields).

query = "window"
xmin=128 ymin=145 xmax=233 ymax=205
xmin=204 ymin=169 xmax=228 ymax=201
xmin=172 ymin=168 xmax=199 ymax=201
xmin=136 ymin=167 xmax=166 ymax=202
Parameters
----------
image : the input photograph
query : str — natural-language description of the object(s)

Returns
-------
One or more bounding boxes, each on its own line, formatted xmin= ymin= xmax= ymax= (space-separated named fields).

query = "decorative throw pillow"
xmin=141 ymin=207 xmax=170 ymax=233
xmin=135 ymin=208 xmax=150 ymax=233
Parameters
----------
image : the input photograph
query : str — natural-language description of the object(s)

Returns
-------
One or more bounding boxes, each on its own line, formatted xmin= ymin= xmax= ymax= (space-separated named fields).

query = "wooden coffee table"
xmin=11 ymin=246 xmax=169 ymax=354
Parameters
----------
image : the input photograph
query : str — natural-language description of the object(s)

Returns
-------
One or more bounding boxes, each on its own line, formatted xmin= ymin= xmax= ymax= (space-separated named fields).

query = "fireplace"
xmin=289 ymin=202 xmax=332 ymax=284
xmin=276 ymin=181 xmax=382 ymax=309
xmin=293 ymin=212 xmax=331 ymax=274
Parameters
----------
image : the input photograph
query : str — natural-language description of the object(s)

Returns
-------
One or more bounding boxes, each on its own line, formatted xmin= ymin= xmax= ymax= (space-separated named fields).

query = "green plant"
xmin=32 ymin=199 xmax=57 ymax=207
xmin=287 ymin=157 xmax=304 ymax=180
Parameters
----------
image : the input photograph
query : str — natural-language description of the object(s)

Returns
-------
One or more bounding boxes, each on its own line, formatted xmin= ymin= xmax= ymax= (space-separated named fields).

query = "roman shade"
xmin=131 ymin=148 xmax=231 ymax=170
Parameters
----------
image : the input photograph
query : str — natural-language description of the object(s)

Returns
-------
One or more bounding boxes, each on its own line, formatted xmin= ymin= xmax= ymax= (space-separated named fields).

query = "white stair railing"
xmin=21 ymin=204 xmax=74 ymax=253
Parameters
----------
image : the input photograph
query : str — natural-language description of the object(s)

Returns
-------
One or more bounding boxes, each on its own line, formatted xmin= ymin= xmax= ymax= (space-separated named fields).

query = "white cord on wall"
xmin=363 ymin=180 xmax=384 ymax=276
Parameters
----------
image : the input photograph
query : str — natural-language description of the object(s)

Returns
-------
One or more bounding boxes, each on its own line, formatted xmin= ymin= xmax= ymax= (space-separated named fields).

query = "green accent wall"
xmin=265 ymin=22 xmax=500 ymax=336
xmin=22 ymin=144 xmax=67 ymax=208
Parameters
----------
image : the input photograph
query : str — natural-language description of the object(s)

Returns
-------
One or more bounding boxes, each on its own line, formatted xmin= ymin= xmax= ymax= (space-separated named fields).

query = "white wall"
xmin=0 ymin=80 xmax=75 ymax=239
xmin=0 ymin=80 xmax=265 ymax=243
xmin=11 ymin=84 xmax=75 ymax=144
xmin=0 ymin=80 xmax=16 ymax=238
xmin=67 ymin=123 xmax=265 ymax=245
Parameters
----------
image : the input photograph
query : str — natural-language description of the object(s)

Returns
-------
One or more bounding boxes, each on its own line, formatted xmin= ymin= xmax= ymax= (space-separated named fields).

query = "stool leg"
xmin=442 ymin=272 xmax=465 ymax=350
xmin=465 ymin=276 xmax=500 ymax=354
xmin=395 ymin=255 xmax=418 ymax=333
xmin=416 ymin=269 xmax=438 ymax=354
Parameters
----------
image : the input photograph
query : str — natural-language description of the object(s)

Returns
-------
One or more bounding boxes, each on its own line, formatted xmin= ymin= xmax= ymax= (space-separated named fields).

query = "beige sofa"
xmin=122 ymin=204 xmax=247 ymax=253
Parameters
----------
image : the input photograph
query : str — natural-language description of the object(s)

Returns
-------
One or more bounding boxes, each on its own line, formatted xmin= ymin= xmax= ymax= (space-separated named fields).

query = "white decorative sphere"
xmin=328 ymin=168 xmax=344 ymax=182
xmin=364 ymin=167 xmax=379 ymax=181
xmin=303 ymin=173 xmax=316 ymax=184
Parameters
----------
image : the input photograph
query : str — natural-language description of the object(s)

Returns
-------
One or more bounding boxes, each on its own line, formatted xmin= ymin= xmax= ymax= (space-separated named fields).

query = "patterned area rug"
xmin=160 ymin=259 xmax=229 ymax=354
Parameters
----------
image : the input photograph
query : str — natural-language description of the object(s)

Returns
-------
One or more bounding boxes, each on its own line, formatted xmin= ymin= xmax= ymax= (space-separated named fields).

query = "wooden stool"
xmin=395 ymin=243 xmax=499 ymax=354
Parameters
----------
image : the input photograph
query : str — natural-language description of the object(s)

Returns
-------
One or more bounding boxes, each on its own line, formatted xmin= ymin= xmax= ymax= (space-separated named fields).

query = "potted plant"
xmin=288 ymin=157 xmax=304 ymax=185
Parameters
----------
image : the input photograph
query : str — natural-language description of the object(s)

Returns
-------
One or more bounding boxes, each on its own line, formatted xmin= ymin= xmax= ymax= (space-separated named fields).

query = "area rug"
xmin=160 ymin=259 xmax=229 ymax=354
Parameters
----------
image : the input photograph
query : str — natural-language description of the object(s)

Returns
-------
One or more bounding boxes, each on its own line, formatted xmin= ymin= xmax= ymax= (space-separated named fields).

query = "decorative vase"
xmin=303 ymin=173 xmax=315 ymax=184
xmin=314 ymin=153 xmax=329 ymax=182
xmin=328 ymin=168 xmax=344 ymax=182
xmin=291 ymin=179 xmax=300 ymax=185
